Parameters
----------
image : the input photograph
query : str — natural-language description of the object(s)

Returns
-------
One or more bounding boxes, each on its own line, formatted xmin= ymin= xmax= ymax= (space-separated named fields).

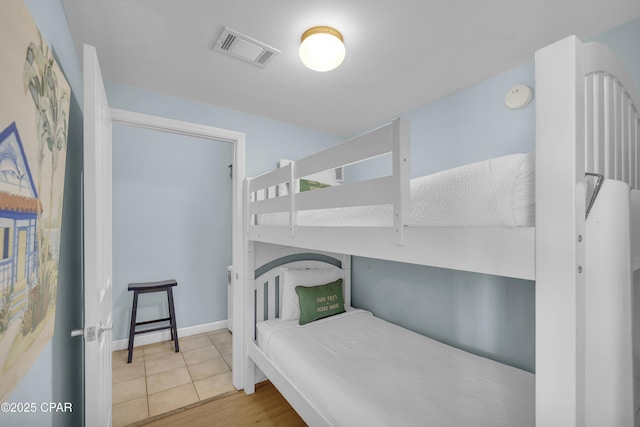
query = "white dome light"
xmin=299 ymin=26 xmax=345 ymax=72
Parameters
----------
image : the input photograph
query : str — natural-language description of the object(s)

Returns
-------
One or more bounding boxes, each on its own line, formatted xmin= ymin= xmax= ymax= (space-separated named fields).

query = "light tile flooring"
xmin=112 ymin=329 xmax=234 ymax=427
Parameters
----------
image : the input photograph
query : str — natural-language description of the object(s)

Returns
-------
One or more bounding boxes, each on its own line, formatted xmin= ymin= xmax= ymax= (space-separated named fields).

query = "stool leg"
xmin=167 ymin=288 xmax=179 ymax=353
xmin=166 ymin=289 xmax=174 ymax=343
xmin=127 ymin=291 xmax=139 ymax=363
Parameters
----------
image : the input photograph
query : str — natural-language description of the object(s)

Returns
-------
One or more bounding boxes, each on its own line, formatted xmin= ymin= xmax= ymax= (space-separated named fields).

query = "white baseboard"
xmin=112 ymin=319 xmax=229 ymax=352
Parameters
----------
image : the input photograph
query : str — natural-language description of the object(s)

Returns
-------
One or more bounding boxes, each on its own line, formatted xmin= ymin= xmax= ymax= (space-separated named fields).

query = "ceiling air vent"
xmin=213 ymin=27 xmax=280 ymax=68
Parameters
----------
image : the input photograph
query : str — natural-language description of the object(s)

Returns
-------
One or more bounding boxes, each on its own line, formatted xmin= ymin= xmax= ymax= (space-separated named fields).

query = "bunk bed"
xmin=241 ymin=35 xmax=640 ymax=426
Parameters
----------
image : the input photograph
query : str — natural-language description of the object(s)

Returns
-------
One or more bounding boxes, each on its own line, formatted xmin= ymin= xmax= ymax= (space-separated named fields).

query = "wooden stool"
xmin=127 ymin=279 xmax=179 ymax=363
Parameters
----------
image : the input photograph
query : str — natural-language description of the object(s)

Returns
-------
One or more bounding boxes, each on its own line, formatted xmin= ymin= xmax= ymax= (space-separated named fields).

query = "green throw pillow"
xmin=299 ymin=179 xmax=331 ymax=192
xmin=295 ymin=279 xmax=345 ymax=325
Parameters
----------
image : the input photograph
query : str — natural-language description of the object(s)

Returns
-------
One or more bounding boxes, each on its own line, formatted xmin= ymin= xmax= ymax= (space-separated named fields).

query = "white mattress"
xmin=256 ymin=309 xmax=535 ymax=427
xmin=258 ymin=153 xmax=535 ymax=227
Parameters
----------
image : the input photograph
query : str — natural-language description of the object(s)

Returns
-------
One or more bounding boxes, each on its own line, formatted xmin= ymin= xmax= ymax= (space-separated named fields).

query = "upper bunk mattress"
xmin=258 ymin=152 xmax=535 ymax=227
xmin=256 ymin=309 xmax=535 ymax=427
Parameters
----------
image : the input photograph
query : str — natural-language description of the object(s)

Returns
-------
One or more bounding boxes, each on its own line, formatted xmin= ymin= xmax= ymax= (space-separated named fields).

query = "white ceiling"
xmin=62 ymin=0 xmax=640 ymax=136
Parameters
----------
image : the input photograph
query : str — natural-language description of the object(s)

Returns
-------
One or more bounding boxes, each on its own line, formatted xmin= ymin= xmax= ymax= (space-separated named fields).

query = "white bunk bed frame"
xmin=241 ymin=36 xmax=640 ymax=426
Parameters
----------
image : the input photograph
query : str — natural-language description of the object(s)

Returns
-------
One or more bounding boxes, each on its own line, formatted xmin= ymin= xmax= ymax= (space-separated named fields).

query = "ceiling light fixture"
xmin=299 ymin=26 xmax=345 ymax=72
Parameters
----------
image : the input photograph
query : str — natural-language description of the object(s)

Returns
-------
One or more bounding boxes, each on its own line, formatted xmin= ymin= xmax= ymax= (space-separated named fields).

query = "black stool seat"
xmin=128 ymin=279 xmax=178 ymax=292
xmin=127 ymin=279 xmax=179 ymax=363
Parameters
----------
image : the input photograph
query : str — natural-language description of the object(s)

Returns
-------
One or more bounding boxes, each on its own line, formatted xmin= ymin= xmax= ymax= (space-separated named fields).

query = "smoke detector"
xmin=213 ymin=27 xmax=280 ymax=68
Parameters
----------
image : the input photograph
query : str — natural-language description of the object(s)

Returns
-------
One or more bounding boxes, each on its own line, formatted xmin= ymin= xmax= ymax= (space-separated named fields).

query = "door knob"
xmin=98 ymin=322 xmax=112 ymax=337
xmin=70 ymin=322 xmax=112 ymax=341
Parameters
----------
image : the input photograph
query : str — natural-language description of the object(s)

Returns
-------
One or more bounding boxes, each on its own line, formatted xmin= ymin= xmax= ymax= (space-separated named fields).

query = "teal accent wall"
xmin=51 ymin=70 xmax=84 ymax=427
xmin=353 ymin=258 xmax=535 ymax=371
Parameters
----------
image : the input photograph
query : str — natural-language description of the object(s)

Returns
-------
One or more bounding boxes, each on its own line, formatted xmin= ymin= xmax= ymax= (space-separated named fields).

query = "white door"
xmin=83 ymin=43 xmax=113 ymax=426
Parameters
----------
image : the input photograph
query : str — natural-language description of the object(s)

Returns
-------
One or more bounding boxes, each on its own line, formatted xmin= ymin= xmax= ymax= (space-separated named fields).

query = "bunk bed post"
xmin=230 ymin=137 xmax=247 ymax=392
xmin=535 ymin=35 xmax=587 ymax=427
xmin=342 ymin=255 xmax=352 ymax=307
xmin=392 ymin=118 xmax=410 ymax=245
xmin=242 ymin=175 xmax=257 ymax=393
xmin=244 ymin=177 xmax=252 ymax=231
xmin=243 ymin=239 xmax=256 ymax=394
xmin=290 ymin=161 xmax=297 ymax=237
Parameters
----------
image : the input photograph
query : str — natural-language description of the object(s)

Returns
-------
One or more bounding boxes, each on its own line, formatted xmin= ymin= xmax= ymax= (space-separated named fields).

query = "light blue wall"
xmin=6 ymin=3 xmax=639 ymax=424
xmin=106 ymin=83 xmax=342 ymax=340
xmin=346 ymin=61 xmax=534 ymax=181
xmin=105 ymin=83 xmax=343 ymax=177
xmin=404 ymin=62 xmax=535 ymax=176
xmin=350 ymin=62 xmax=537 ymax=372
xmin=1 ymin=1 xmax=85 ymax=427
xmin=111 ymin=126 xmax=233 ymax=340
xmin=2 ymin=343 xmax=53 ymax=426
xmin=350 ymin=18 xmax=640 ymax=373
xmin=590 ymin=17 xmax=640 ymax=90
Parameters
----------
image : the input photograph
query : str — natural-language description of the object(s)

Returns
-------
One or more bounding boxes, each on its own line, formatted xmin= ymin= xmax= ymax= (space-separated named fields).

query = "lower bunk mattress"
xmin=256 ymin=309 xmax=534 ymax=427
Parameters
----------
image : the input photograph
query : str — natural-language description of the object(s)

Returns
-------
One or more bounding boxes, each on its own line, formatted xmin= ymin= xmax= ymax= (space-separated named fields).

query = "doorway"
xmin=107 ymin=110 xmax=245 ymax=425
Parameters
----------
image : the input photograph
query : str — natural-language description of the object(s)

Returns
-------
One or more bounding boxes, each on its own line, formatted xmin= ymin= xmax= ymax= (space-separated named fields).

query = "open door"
xmin=81 ymin=43 xmax=113 ymax=426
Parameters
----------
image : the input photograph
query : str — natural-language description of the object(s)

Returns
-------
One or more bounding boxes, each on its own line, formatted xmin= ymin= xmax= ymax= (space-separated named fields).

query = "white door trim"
xmin=109 ymin=108 xmax=247 ymax=390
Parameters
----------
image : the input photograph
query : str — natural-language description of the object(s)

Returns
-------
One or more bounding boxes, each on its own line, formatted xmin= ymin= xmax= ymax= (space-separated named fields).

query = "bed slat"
xmin=605 ymin=75 xmax=614 ymax=179
xmin=585 ymin=70 xmax=640 ymax=191
xmin=622 ymin=96 xmax=630 ymax=183
xmin=632 ymin=120 xmax=640 ymax=188
xmin=256 ymin=283 xmax=265 ymax=323
xmin=267 ymin=278 xmax=277 ymax=319
xmin=596 ymin=74 xmax=606 ymax=175
xmin=295 ymin=124 xmax=393 ymax=179
xmin=249 ymin=164 xmax=292 ymax=193
xmin=250 ymin=195 xmax=291 ymax=215
xmin=585 ymin=74 xmax=596 ymax=174
xmin=295 ymin=176 xmax=394 ymax=211
xmin=627 ymin=104 xmax=637 ymax=187
xmin=615 ymin=81 xmax=622 ymax=180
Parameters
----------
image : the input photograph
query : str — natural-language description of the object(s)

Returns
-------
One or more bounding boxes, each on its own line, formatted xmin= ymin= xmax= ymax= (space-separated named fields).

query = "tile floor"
xmin=112 ymin=329 xmax=234 ymax=427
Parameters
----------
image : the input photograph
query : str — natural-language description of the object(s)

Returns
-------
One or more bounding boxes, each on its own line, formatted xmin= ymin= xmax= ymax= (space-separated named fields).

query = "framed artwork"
xmin=0 ymin=0 xmax=70 ymax=401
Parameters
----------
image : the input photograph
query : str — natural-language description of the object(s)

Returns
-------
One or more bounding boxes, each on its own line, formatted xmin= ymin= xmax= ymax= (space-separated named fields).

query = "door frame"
xmin=109 ymin=108 xmax=246 ymax=390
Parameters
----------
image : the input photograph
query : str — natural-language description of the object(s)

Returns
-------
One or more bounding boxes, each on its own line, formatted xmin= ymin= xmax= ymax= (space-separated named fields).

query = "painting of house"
xmin=0 ymin=122 xmax=40 ymax=330
xmin=0 ymin=0 xmax=70 ymax=402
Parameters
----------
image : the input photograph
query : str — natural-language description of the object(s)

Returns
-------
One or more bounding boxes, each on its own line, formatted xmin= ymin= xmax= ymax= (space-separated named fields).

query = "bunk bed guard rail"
xmin=246 ymin=118 xmax=411 ymax=245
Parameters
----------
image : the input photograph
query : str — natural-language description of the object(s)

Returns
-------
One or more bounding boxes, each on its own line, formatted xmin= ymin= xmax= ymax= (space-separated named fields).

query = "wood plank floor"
xmin=134 ymin=381 xmax=306 ymax=427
